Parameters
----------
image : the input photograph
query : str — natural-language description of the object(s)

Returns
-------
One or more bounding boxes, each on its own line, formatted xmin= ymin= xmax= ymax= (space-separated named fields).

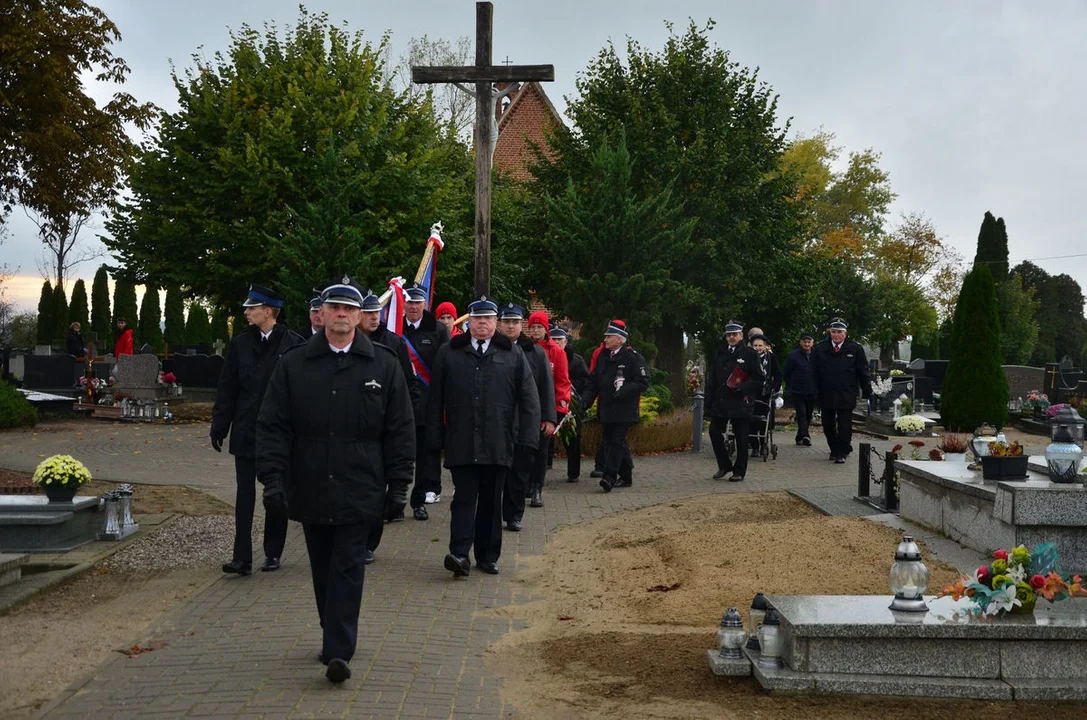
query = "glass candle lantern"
xmin=746 ymin=592 xmax=767 ymax=650
xmin=888 ymin=535 xmax=930 ymax=612
xmin=756 ymin=608 xmax=782 ymax=668
xmin=716 ymin=607 xmax=746 ymax=660
xmin=1045 ymin=421 xmax=1083 ymax=484
xmin=1051 ymin=405 xmax=1085 ymax=449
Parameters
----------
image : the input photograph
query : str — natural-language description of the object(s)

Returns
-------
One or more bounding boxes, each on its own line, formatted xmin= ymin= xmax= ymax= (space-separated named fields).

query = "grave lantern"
xmin=968 ymin=423 xmax=998 ymax=469
xmin=1045 ymin=408 xmax=1083 ymax=483
xmin=716 ymin=607 xmax=746 ymax=660
xmin=888 ymin=535 xmax=929 ymax=613
xmin=100 ymin=491 xmax=120 ymax=538
xmin=756 ymin=608 xmax=782 ymax=668
xmin=117 ymin=484 xmax=135 ymax=527
xmin=1050 ymin=404 xmax=1084 ymax=449
xmin=746 ymin=592 xmax=767 ymax=649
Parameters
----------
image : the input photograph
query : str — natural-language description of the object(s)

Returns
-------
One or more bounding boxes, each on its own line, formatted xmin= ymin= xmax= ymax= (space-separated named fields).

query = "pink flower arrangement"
xmin=1046 ymin=403 xmax=1068 ymax=420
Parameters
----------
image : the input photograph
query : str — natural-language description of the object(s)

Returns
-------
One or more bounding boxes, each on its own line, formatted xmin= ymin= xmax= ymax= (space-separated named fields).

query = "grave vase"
xmin=44 ymin=485 xmax=78 ymax=503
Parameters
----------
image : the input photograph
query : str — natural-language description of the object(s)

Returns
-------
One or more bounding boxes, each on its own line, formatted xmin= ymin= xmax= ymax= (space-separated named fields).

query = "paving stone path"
xmin=0 ymin=420 xmax=973 ymax=718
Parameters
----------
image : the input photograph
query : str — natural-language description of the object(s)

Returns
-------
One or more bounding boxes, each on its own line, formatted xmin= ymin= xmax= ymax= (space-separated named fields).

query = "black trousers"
xmin=791 ymin=393 xmax=815 ymax=441
xmin=449 ymin=465 xmax=505 ymax=564
xmin=503 ymin=446 xmax=533 ymax=523
xmin=409 ymin=424 xmax=442 ymax=509
xmin=823 ymin=407 xmax=853 ymax=458
xmin=600 ymin=422 xmax=633 ymax=482
xmin=233 ymin=455 xmax=288 ymax=564
xmin=709 ymin=415 xmax=750 ymax=477
xmin=302 ymin=522 xmax=368 ymax=663
xmin=365 ymin=489 xmax=388 ymax=552
xmin=559 ymin=419 xmax=582 ymax=479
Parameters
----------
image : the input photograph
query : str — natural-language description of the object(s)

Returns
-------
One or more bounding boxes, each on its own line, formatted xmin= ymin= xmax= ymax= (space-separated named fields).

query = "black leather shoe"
xmin=326 ymin=658 xmax=351 ymax=683
xmin=712 ymin=468 xmax=730 ymax=480
xmin=599 ymin=476 xmax=614 ymax=493
xmin=260 ymin=557 xmax=280 ymax=572
xmin=615 ymin=479 xmax=632 ymax=488
xmin=801 ymin=437 xmax=812 ymax=446
xmin=477 ymin=561 xmax=499 ymax=575
xmin=728 ymin=474 xmax=745 ymax=482
xmin=834 ymin=456 xmax=847 ymax=464
xmin=506 ymin=519 xmax=522 ymax=531
xmin=413 ymin=506 xmax=429 ymax=521
xmin=530 ymin=489 xmax=543 ymax=507
xmin=221 ymin=560 xmax=252 ymax=575
xmin=444 ymin=553 xmax=470 ymax=577
xmin=590 ymin=470 xmax=604 ymax=479
xmin=567 ymin=475 xmax=579 ymax=483
xmin=363 ymin=549 xmax=376 ymax=565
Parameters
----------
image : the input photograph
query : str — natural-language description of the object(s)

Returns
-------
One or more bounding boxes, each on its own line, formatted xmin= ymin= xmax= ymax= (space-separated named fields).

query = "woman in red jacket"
xmin=114 ymin=317 xmax=134 ymax=356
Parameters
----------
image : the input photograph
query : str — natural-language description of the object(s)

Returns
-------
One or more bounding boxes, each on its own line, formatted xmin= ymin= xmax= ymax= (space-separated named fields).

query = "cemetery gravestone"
xmin=1003 ymin=365 xmax=1045 ymax=402
xmin=1044 ymin=362 xmax=1087 ymax=406
xmin=23 ymin=355 xmax=78 ymax=390
xmin=115 ymin=354 xmax=162 ymax=400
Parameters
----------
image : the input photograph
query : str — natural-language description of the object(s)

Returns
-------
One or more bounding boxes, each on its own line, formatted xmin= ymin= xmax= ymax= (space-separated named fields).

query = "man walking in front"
xmin=427 ymin=297 xmax=540 ymax=576
xmin=257 ymin=279 xmax=415 ymax=683
xmin=581 ymin=320 xmax=649 ymax=492
xmin=705 ymin=321 xmax=765 ymax=482
xmin=782 ymin=332 xmax=816 ymax=446
xmin=211 ymin=285 xmax=304 ymax=575
xmin=811 ymin=318 xmax=872 ymax=464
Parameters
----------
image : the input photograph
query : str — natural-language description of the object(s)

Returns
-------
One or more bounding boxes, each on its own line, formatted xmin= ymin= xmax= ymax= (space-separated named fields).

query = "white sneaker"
xmin=425 ymin=492 xmax=441 ymax=504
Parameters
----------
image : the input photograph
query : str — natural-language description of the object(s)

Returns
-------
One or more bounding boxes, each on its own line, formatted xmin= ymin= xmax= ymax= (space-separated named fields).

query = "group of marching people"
xmin=210 ymin=279 xmax=648 ymax=683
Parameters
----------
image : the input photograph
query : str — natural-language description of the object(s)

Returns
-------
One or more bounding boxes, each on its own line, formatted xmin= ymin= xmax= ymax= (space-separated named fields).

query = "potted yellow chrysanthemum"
xmin=32 ymin=454 xmax=92 ymax=503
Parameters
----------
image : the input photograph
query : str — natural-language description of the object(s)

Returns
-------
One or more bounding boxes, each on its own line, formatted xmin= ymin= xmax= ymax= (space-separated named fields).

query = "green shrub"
xmin=644 ymin=383 xmax=673 ymax=412
xmin=639 ymin=395 xmax=661 ymax=424
xmin=650 ymin=367 xmax=668 ymax=386
xmin=0 ymin=382 xmax=37 ymax=429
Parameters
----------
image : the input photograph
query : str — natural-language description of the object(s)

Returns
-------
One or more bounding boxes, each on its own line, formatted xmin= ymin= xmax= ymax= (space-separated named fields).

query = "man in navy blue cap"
xmin=783 ymin=332 xmax=817 ymax=446
xmin=296 ymin=296 xmax=324 ymax=339
xmin=211 ymin=284 xmax=304 ymax=575
xmin=705 ymin=320 xmax=765 ymax=481
xmin=427 ymin=296 xmax=540 ymax=576
xmin=811 ymin=317 xmax=872 ymax=463
xmin=257 ymin=276 xmax=415 ymax=683
xmin=401 ymin=282 xmax=450 ymax=519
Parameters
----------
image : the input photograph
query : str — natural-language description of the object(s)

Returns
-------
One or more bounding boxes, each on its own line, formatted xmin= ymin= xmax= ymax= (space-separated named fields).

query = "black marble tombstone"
xmin=24 ymin=355 xmax=78 ymax=389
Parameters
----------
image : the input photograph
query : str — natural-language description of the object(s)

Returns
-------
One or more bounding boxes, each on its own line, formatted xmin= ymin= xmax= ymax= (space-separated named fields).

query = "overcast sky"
xmin=4 ymin=0 xmax=1086 ymax=311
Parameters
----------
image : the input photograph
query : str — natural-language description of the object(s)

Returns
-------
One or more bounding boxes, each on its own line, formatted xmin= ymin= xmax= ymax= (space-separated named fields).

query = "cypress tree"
xmin=973 ymin=211 xmax=1008 ymax=283
xmin=90 ymin=265 xmax=111 ymax=341
xmin=112 ymin=277 xmax=139 ymax=344
xmin=52 ymin=283 xmax=69 ymax=344
xmin=163 ymin=286 xmax=186 ymax=351
xmin=941 ymin=265 xmax=1008 ymax=431
xmin=184 ymin=302 xmax=211 ymax=346
xmin=69 ymin=279 xmax=90 ymax=329
xmin=36 ymin=280 xmax=54 ymax=345
xmin=138 ymin=286 xmax=165 ymax=352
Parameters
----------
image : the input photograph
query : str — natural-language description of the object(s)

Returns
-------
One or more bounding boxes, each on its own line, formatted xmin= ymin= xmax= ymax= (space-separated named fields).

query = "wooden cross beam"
xmin=412 ymin=1 xmax=554 ymax=297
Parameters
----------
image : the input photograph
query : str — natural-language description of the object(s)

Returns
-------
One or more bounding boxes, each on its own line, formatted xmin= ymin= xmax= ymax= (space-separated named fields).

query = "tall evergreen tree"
xmin=973 ymin=211 xmax=1008 ymax=283
xmin=138 ymin=286 xmax=164 ymax=352
xmin=941 ymin=265 xmax=1007 ymax=431
xmin=163 ymin=285 xmax=186 ymax=351
xmin=210 ymin=307 xmax=231 ymax=350
xmin=52 ymin=282 xmax=69 ymax=343
xmin=184 ymin=302 xmax=211 ymax=346
xmin=69 ymin=279 xmax=89 ymax=329
xmin=112 ymin=277 xmax=138 ymax=345
xmin=36 ymin=279 xmax=54 ymax=344
xmin=90 ymin=265 xmax=111 ymax=341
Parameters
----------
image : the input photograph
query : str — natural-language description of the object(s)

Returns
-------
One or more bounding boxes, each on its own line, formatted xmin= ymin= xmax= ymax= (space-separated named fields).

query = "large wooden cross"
xmin=412 ymin=1 xmax=554 ymax=297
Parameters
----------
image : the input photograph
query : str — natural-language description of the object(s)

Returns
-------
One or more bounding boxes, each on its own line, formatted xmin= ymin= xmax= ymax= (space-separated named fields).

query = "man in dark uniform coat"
xmin=581 ymin=320 xmax=649 ymax=493
xmin=401 ymin=282 xmax=450 ymax=520
xmin=782 ymin=332 xmax=816 ymax=445
xmin=550 ymin=327 xmax=589 ymax=481
xmin=495 ymin=303 xmax=555 ymax=530
xmin=427 ymin=297 xmax=540 ymax=576
xmin=211 ymin=284 xmax=304 ymax=575
xmin=811 ymin=318 xmax=872 ymax=464
xmin=256 ymin=280 xmax=414 ymax=683
xmin=356 ymin=287 xmax=419 ymax=563
xmin=705 ymin=320 xmax=765 ymax=482
xmin=295 ymin=296 xmax=323 ymax=339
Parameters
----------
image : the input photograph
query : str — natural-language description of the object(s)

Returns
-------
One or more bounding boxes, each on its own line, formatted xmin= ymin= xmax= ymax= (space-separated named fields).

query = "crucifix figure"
xmin=412 ymin=1 xmax=554 ymax=297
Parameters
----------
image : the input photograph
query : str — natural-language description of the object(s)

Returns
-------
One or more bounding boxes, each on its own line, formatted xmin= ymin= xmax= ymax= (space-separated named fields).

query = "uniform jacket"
xmin=401 ymin=310 xmax=449 ymax=424
xmin=211 ymin=323 xmax=305 ymax=457
xmin=366 ymin=324 xmax=421 ymax=422
xmin=582 ymin=343 xmax=649 ymax=424
xmin=534 ymin=335 xmax=571 ymax=416
xmin=294 ymin=326 xmax=318 ymax=340
xmin=811 ymin=337 xmax=872 ymax=410
xmin=517 ymin=335 xmax=557 ymax=426
xmin=255 ymin=330 xmax=415 ymax=525
xmin=782 ymin=347 xmax=815 ymax=396
xmin=426 ymin=332 xmax=541 ymax=468
xmin=114 ymin=327 xmax=133 ymax=357
xmin=705 ymin=342 xmax=766 ymax=419
xmin=565 ymin=346 xmax=590 ymax=400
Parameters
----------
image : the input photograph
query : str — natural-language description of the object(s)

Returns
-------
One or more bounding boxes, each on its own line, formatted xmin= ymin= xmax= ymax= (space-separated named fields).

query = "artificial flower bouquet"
xmin=871 ymin=376 xmax=894 ymax=397
xmin=939 ymin=543 xmax=1085 ymax=616
xmin=894 ymin=415 xmax=926 ymax=433
xmin=988 ymin=440 xmax=1024 ymax=457
xmin=32 ymin=454 xmax=92 ymax=490
xmin=889 ymin=369 xmax=905 ymax=377
xmin=158 ymin=371 xmax=178 ymax=386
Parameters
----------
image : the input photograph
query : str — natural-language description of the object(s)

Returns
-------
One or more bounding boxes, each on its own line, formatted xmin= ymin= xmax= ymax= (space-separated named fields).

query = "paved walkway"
xmin=1 ymin=420 xmax=960 ymax=718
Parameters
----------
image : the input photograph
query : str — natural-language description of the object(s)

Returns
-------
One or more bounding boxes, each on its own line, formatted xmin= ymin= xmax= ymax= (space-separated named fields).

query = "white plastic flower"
xmin=1008 ymin=562 xmax=1027 ymax=585
xmin=984 ymin=584 xmax=1021 ymax=616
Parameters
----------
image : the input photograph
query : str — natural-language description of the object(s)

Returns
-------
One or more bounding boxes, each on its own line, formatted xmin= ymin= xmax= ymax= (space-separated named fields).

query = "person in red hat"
xmin=435 ymin=302 xmax=462 ymax=337
xmin=525 ymin=310 xmax=570 ymax=501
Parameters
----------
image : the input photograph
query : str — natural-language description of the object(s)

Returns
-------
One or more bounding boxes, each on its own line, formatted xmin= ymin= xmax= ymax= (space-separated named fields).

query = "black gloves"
xmin=383 ymin=483 xmax=408 ymax=522
xmin=262 ymin=476 xmax=287 ymax=515
xmin=210 ymin=433 xmax=224 ymax=452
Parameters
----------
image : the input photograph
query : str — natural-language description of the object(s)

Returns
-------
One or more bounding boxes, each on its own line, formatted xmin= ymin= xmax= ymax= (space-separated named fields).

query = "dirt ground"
xmin=0 ymin=472 xmax=230 ymax=718
xmin=486 ymin=492 xmax=1083 ymax=719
